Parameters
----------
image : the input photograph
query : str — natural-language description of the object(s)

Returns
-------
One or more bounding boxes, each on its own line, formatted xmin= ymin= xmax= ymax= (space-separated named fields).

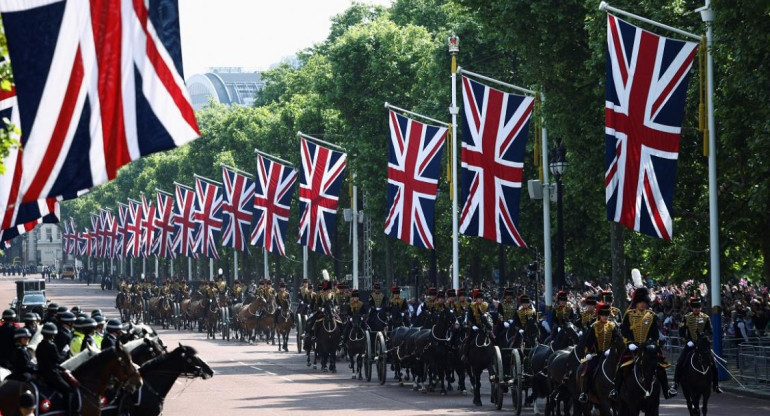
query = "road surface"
xmin=2 ymin=274 xmax=768 ymax=415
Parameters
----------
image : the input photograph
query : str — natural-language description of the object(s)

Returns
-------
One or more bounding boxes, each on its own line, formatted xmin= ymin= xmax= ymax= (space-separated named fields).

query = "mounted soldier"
xmin=494 ymin=287 xmax=517 ymax=338
xmin=367 ymin=282 xmax=388 ymax=330
xmin=579 ymin=294 xmax=598 ymax=331
xmin=545 ymin=290 xmax=575 ymax=344
xmin=389 ymin=286 xmax=409 ymax=326
xmin=461 ymin=289 xmax=493 ymax=363
xmin=674 ymin=296 xmax=721 ymax=393
xmin=577 ymin=303 xmax=621 ymax=403
xmin=610 ymin=287 xmax=677 ymax=400
xmin=275 ymin=281 xmax=292 ymax=320
xmin=417 ymin=287 xmax=437 ymax=318
xmin=298 ymin=279 xmax=314 ymax=315
xmin=600 ymin=290 xmax=622 ymax=323
xmin=453 ymin=288 xmax=469 ymax=318
xmin=36 ymin=322 xmax=78 ymax=415
xmin=511 ymin=294 xmax=538 ymax=347
xmin=431 ymin=290 xmax=447 ymax=313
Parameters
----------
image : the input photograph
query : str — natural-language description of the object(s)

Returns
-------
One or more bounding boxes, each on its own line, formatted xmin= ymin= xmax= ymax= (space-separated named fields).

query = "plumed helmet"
xmin=689 ymin=297 xmax=702 ymax=308
xmin=597 ymin=302 xmax=612 ymax=316
xmin=631 ymin=287 xmax=651 ymax=305
xmin=557 ymin=290 xmax=568 ymax=301
xmin=472 ymin=289 xmax=483 ymax=299
xmin=391 ymin=286 xmax=401 ymax=294
xmin=519 ymin=294 xmax=531 ymax=304
xmin=446 ymin=289 xmax=456 ymax=298
xmin=504 ymin=287 xmax=515 ymax=298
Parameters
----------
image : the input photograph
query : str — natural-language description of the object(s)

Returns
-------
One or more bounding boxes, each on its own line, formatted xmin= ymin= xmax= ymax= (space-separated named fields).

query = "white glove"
xmin=584 ymin=354 xmax=593 ymax=361
xmin=629 ymin=344 xmax=638 ymax=352
xmin=519 ymin=329 xmax=525 ymax=334
xmin=401 ymin=312 xmax=404 ymax=317
xmin=63 ymin=345 xmax=70 ymax=353
xmin=277 ymin=306 xmax=281 ymax=310
xmin=508 ymin=319 xmax=514 ymax=324
xmin=376 ymin=307 xmax=381 ymax=311
xmin=578 ymin=331 xmax=583 ymax=337
xmin=300 ymin=301 xmax=304 ymax=305
xmin=472 ymin=325 xmax=479 ymax=331
xmin=604 ymin=350 xmax=610 ymax=357
xmin=687 ymin=341 xmax=694 ymax=348
xmin=504 ymin=322 xmax=510 ymax=328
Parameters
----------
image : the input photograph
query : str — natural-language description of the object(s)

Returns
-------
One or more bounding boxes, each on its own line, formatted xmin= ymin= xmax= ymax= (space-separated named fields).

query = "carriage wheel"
xmin=364 ymin=331 xmax=373 ymax=382
xmin=296 ymin=314 xmax=304 ymax=353
xmin=511 ymin=349 xmax=523 ymax=416
xmin=220 ymin=308 xmax=228 ymax=340
xmin=376 ymin=332 xmax=387 ymax=385
xmin=491 ymin=346 xmax=504 ymax=410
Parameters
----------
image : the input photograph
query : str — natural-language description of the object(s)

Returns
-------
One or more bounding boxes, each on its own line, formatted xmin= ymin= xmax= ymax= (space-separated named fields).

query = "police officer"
xmin=100 ymin=319 xmax=125 ymax=350
xmin=43 ymin=303 xmax=60 ymax=324
xmin=55 ymin=312 xmax=76 ymax=355
xmin=36 ymin=322 xmax=77 ymax=413
xmin=0 ymin=308 xmax=17 ymax=368
xmin=22 ymin=312 xmax=39 ymax=334
xmin=8 ymin=328 xmax=36 ymax=380
xmin=577 ymin=303 xmax=620 ymax=403
xmin=610 ymin=287 xmax=677 ymax=399
xmin=93 ymin=315 xmax=106 ymax=348
xmin=70 ymin=317 xmax=98 ymax=355
xmin=674 ymin=296 xmax=721 ymax=393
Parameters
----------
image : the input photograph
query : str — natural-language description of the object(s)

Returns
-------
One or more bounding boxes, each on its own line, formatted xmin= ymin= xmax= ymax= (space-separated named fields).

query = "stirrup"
xmin=608 ymin=389 xmax=617 ymax=399
xmin=578 ymin=393 xmax=588 ymax=403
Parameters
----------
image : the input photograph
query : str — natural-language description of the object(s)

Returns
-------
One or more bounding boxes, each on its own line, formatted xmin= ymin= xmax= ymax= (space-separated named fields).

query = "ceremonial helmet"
xmin=278 ymin=281 xmax=286 ymax=289
xmin=351 ymin=289 xmax=359 ymax=298
xmin=457 ymin=288 xmax=466 ymax=298
xmin=503 ymin=287 xmax=515 ymax=298
xmin=436 ymin=290 xmax=445 ymax=299
xmin=597 ymin=302 xmax=612 ymax=316
xmin=316 ymin=282 xmax=324 ymax=291
xmin=472 ymin=289 xmax=483 ymax=299
xmin=392 ymin=286 xmax=401 ymax=295
xmin=446 ymin=288 xmax=456 ymax=298
xmin=585 ymin=294 xmax=598 ymax=306
xmin=321 ymin=280 xmax=331 ymax=291
xmin=427 ymin=287 xmax=437 ymax=297
xmin=600 ymin=291 xmax=614 ymax=303
xmin=519 ymin=294 xmax=531 ymax=304
xmin=689 ymin=297 xmax=702 ymax=308
xmin=631 ymin=287 xmax=651 ymax=306
xmin=556 ymin=290 xmax=568 ymax=302
xmin=373 ymin=282 xmax=381 ymax=291
xmin=41 ymin=322 xmax=58 ymax=336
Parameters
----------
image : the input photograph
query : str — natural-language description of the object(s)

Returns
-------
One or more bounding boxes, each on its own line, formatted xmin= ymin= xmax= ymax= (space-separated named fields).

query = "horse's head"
xmin=350 ymin=312 xmax=363 ymax=329
xmin=434 ymin=307 xmax=454 ymax=330
xmin=523 ymin=315 xmax=539 ymax=346
xmin=695 ymin=334 xmax=711 ymax=364
xmin=111 ymin=342 xmax=143 ymax=393
xmin=172 ymin=343 xmax=214 ymax=380
xmin=635 ymin=341 xmax=660 ymax=395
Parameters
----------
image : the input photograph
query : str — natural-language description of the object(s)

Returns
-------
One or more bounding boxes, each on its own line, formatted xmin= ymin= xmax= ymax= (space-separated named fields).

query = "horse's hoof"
xmin=357 ymin=374 xmax=362 ymax=380
xmin=352 ymin=375 xmax=357 ymax=379
xmin=399 ymin=382 xmax=404 ymax=387
xmin=474 ymin=400 xmax=482 ymax=407
xmin=421 ymin=388 xmax=427 ymax=394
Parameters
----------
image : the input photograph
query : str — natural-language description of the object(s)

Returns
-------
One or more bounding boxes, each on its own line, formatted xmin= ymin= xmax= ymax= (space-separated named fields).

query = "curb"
xmin=721 ymin=385 xmax=770 ymax=401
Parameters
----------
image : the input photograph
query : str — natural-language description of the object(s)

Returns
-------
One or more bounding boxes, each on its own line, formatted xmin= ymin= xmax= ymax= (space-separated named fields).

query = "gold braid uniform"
xmin=516 ymin=308 xmax=536 ymax=326
xmin=624 ymin=309 xmax=655 ymax=344
xmin=554 ymin=304 xmax=573 ymax=325
xmin=499 ymin=301 xmax=516 ymax=321
xmin=469 ymin=302 xmax=489 ymax=325
xmin=369 ymin=292 xmax=386 ymax=308
xmin=349 ymin=299 xmax=364 ymax=315
xmin=453 ymin=301 xmax=468 ymax=317
xmin=683 ymin=312 xmax=710 ymax=340
xmin=590 ymin=321 xmax=616 ymax=353
xmin=581 ymin=310 xmax=595 ymax=328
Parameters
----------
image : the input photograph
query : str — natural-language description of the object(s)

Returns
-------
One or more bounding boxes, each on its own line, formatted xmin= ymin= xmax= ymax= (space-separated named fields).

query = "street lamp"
xmin=549 ymin=143 xmax=567 ymax=290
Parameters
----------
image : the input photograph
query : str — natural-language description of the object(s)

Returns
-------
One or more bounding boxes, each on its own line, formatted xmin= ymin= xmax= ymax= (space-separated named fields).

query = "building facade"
xmin=186 ymin=67 xmax=264 ymax=111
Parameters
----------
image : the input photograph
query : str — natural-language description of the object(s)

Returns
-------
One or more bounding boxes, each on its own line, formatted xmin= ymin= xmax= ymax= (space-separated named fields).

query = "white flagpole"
xmin=188 ymin=257 xmax=192 ymax=281
xmin=303 ymin=246 xmax=308 ymax=282
xmin=155 ymin=257 xmax=158 ymax=280
xmin=234 ymin=250 xmax=238 ymax=281
xmin=352 ymin=183 xmax=359 ymax=290
xmin=209 ymin=258 xmax=213 ymax=281
xmin=540 ymin=93 xmax=553 ymax=317
xmin=449 ymin=35 xmax=460 ymax=290
xmin=263 ymin=248 xmax=269 ymax=282
xmin=170 ymin=258 xmax=174 ymax=277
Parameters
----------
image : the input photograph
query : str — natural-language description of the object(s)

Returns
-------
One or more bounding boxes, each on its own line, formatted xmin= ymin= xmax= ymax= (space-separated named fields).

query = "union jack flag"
xmin=460 ymin=76 xmax=532 ymax=247
xmin=252 ymin=155 xmax=297 ymax=256
xmin=153 ymin=190 xmax=176 ymax=259
xmin=384 ymin=110 xmax=446 ymax=249
xmin=605 ymin=15 xmax=697 ymax=240
xmin=66 ymin=218 xmax=78 ymax=255
xmin=172 ymin=184 xmax=197 ymax=258
xmin=91 ymin=213 xmax=102 ymax=257
xmin=193 ymin=176 xmax=223 ymax=259
xmin=222 ymin=167 xmax=255 ymax=251
xmin=99 ymin=209 xmax=115 ymax=258
xmin=126 ymin=199 xmax=143 ymax=258
xmin=298 ymin=138 xmax=346 ymax=255
xmin=115 ymin=202 xmax=130 ymax=257
xmin=62 ymin=218 xmax=73 ymax=254
xmin=78 ymin=228 xmax=91 ymax=257
xmin=141 ymin=193 xmax=156 ymax=258
xmin=0 ymin=0 xmax=199 ymax=203
xmin=0 ymin=201 xmax=59 ymax=243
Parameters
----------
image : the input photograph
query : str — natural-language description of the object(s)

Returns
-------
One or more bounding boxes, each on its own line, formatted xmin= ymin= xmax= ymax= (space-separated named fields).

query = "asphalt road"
xmin=2 ymin=274 xmax=769 ymax=415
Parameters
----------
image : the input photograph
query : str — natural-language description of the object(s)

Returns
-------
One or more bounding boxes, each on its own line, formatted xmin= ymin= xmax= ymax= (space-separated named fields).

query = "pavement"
xmin=2 ymin=273 xmax=770 ymax=415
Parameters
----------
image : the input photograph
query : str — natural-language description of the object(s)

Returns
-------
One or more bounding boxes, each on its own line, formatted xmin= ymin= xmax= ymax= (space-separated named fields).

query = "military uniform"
xmin=389 ymin=287 xmax=409 ymax=326
xmin=674 ymin=297 xmax=720 ymax=392
xmin=461 ymin=290 xmax=493 ymax=362
xmin=577 ymin=304 xmax=620 ymax=402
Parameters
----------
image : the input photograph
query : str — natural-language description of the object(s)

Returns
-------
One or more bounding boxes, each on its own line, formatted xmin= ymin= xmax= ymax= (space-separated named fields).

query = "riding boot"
xmin=657 ymin=365 xmax=677 ymax=399
xmin=578 ymin=367 xmax=589 ymax=403
xmin=711 ymin=356 xmax=722 ymax=393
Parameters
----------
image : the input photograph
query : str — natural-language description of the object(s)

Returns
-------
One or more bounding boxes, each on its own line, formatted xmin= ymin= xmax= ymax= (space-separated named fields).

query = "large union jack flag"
xmin=222 ymin=167 xmax=255 ymax=251
xmin=193 ymin=177 xmax=223 ymax=259
xmin=384 ymin=110 xmax=446 ymax=249
xmin=172 ymin=184 xmax=197 ymax=258
xmin=252 ymin=155 xmax=297 ymax=256
xmin=141 ymin=193 xmax=156 ymax=258
xmin=460 ymin=76 xmax=532 ymax=247
xmin=298 ymin=138 xmax=347 ymax=255
xmin=126 ymin=199 xmax=143 ymax=258
xmin=62 ymin=218 xmax=74 ymax=254
xmin=605 ymin=15 xmax=697 ymax=240
xmin=153 ymin=190 xmax=175 ymax=259
xmin=78 ymin=228 xmax=91 ymax=257
xmin=0 ymin=0 xmax=199 ymax=204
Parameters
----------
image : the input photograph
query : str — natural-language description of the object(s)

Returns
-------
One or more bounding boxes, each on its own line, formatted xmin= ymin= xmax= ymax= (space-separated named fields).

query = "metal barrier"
xmin=737 ymin=344 xmax=770 ymax=390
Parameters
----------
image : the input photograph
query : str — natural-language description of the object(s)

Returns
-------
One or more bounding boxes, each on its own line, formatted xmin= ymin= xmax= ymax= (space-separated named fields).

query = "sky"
xmin=179 ymin=0 xmax=394 ymax=77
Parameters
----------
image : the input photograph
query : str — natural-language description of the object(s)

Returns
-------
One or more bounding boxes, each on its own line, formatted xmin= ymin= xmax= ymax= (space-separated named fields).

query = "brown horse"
xmin=149 ymin=296 xmax=173 ymax=329
xmin=237 ymin=296 xmax=265 ymax=343
xmin=258 ymin=294 xmax=277 ymax=344
xmin=0 ymin=343 xmax=142 ymax=416
xmin=127 ymin=292 xmax=144 ymax=324
xmin=182 ymin=291 xmax=208 ymax=331
xmin=204 ymin=295 xmax=221 ymax=339
xmin=275 ymin=301 xmax=294 ymax=351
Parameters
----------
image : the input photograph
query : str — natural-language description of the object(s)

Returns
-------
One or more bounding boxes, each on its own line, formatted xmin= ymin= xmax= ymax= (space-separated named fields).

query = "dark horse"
xmin=574 ymin=332 xmax=625 ymax=416
xmin=527 ymin=321 xmax=580 ymax=414
xmin=681 ymin=335 xmax=713 ymax=416
xmin=275 ymin=301 xmax=294 ymax=352
xmin=312 ymin=301 xmax=342 ymax=373
xmin=104 ymin=344 xmax=213 ymax=416
xmin=466 ymin=318 xmax=496 ymax=406
xmin=618 ymin=341 xmax=661 ymax=416
xmin=0 ymin=343 xmax=142 ymax=416
xmin=545 ymin=322 xmax=584 ymax=416
xmin=345 ymin=311 xmax=368 ymax=380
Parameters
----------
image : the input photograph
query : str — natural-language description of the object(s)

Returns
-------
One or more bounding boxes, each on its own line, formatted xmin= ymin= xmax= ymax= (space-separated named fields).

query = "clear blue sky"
xmin=179 ymin=0 xmax=393 ymax=76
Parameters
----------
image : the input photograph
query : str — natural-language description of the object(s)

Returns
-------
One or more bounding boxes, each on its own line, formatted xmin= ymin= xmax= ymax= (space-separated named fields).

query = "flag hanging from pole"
xmin=99 ymin=209 xmax=115 ymax=259
xmin=126 ymin=199 xmax=143 ymax=258
xmin=222 ymin=167 xmax=255 ymax=251
xmin=0 ymin=0 xmax=199 ymax=203
xmin=384 ymin=110 xmax=446 ymax=249
xmin=115 ymin=202 xmax=130 ymax=258
xmin=297 ymin=138 xmax=347 ymax=255
xmin=153 ymin=190 xmax=176 ymax=259
xmin=193 ymin=176 xmax=223 ymax=259
xmin=253 ymin=155 xmax=297 ymax=256
xmin=604 ymin=14 xmax=697 ymax=240
xmin=91 ymin=214 xmax=102 ymax=258
xmin=141 ymin=194 xmax=156 ymax=258
xmin=459 ymin=76 xmax=532 ymax=247
xmin=172 ymin=184 xmax=198 ymax=258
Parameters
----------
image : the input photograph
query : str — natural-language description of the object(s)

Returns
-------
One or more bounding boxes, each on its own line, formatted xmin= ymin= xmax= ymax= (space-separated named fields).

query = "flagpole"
xmin=254 ymin=149 xmax=293 ymax=167
xmin=540 ymin=93 xmax=553 ymax=320
xmin=234 ymin=250 xmax=238 ymax=281
xmin=303 ymin=246 xmax=308 ymax=282
xmin=352 ymin=182 xmax=359 ymax=290
xmin=263 ymin=248 xmax=269 ymax=282
xmin=188 ymin=257 xmax=192 ymax=281
xmin=297 ymin=132 xmax=346 ymax=152
xmin=449 ymin=35 xmax=460 ymax=290
xmin=170 ymin=258 xmax=174 ymax=278
xmin=384 ymin=103 xmax=450 ymax=127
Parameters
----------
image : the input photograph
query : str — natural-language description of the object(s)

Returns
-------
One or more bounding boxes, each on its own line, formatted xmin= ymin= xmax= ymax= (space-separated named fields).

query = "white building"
xmin=186 ymin=67 xmax=264 ymax=111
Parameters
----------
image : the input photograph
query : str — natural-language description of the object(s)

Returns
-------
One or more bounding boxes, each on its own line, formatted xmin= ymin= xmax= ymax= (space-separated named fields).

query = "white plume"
xmin=322 ymin=269 xmax=330 ymax=281
xmin=699 ymin=282 xmax=708 ymax=297
xmin=631 ymin=268 xmax=643 ymax=288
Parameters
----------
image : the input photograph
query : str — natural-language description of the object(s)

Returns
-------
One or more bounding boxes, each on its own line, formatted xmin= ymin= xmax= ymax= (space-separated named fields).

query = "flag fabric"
xmin=66 ymin=218 xmax=78 ymax=255
xmin=604 ymin=15 xmax=697 ymax=240
xmin=459 ymin=76 xmax=532 ymax=247
xmin=222 ymin=167 xmax=255 ymax=251
xmin=172 ymin=184 xmax=197 ymax=258
xmin=126 ymin=199 xmax=143 ymax=258
xmin=384 ymin=110 xmax=447 ymax=249
xmin=0 ymin=0 xmax=199 ymax=204
xmin=0 ymin=202 xmax=59 ymax=243
xmin=193 ymin=177 xmax=223 ymax=259
xmin=90 ymin=214 xmax=102 ymax=257
xmin=99 ymin=209 xmax=115 ymax=258
xmin=62 ymin=218 xmax=73 ymax=254
xmin=297 ymin=138 xmax=347 ymax=255
xmin=78 ymin=228 xmax=90 ymax=257
xmin=141 ymin=194 xmax=156 ymax=258
xmin=153 ymin=190 xmax=176 ymax=259
xmin=252 ymin=155 xmax=298 ymax=256
xmin=115 ymin=202 xmax=130 ymax=258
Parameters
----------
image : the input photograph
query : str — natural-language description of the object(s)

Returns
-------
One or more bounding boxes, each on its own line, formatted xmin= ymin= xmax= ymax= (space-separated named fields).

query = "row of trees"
xmin=51 ymin=0 xmax=769 ymax=289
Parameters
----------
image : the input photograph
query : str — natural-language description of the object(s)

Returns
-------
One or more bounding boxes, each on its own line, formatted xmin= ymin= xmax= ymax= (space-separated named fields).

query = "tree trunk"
xmin=610 ymin=222 xmax=627 ymax=311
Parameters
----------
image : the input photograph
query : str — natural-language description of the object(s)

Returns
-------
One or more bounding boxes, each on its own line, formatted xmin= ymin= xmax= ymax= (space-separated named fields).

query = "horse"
xmin=527 ymin=320 xmax=580 ymax=414
xmin=618 ymin=341 xmax=661 ymax=416
xmin=149 ymin=295 xmax=173 ymax=329
xmin=128 ymin=292 xmax=145 ymax=324
xmin=466 ymin=319 xmax=496 ymax=406
xmin=123 ymin=336 xmax=167 ymax=365
xmin=237 ymin=295 xmax=264 ymax=343
xmin=204 ymin=295 xmax=220 ymax=340
xmin=574 ymin=331 xmax=625 ymax=416
xmin=182 ymin=291 xmax=207 ymax=331
xmin=545 ymin=323 xmax=584 ymax=416
xmin=345 ymin=312 xmax=368 ymax=380
xmin=258 ymin=294 xmax=277 ymax=344
xmin=0 ymin=343 xmax=142 ymax=416
xmin=275 ymin=300 xmax=294 ymax=352
xmin=681 ymin=334 xmax=713 ymax=416
xmin=312 ymin=301 xmax=342 ymax=373
xmin=104 ymin=344 xmax=213 ymax=416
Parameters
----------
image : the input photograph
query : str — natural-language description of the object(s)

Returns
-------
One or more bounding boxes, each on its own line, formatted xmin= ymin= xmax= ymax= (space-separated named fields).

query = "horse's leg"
xmin=702 ymin=391 xmax=709 ymax=416
xmin=472 ymin=365 xmax=483 ymax=406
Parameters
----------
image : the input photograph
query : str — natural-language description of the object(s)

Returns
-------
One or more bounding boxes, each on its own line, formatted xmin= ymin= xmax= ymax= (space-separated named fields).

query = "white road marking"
xmin=265 ymin=371 xmax=277 ymax=376
xmin=250 ymin=366 xmax=262 ymax=371
xmin=281 ymin=377 xmax=293 ymax=382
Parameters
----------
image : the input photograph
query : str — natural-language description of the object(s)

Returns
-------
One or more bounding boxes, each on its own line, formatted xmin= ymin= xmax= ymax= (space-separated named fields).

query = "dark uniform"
xmin=577 ymin=303 xmax=620 ymax=402
xmin=494 ymin=288 xmax=517 ymax=341
xmin=462 ymin=290 xmax=493 ymax=362
xmin=9 ymin=329 xmax=36 ymax=381
xmin=0 ymin=309 xmax=17 ymax=368
xmin=511 ymin=295 xmax=538 ymax=347
xmin=388 ymin=286 xmax=410 ymax=326
xmin=600 ymin=291 xmax=622 ymax=323
xmin=674 ymin=297 xmax=721 ymax=392
xmin=367 ymin=283 xmax=388 ymax=329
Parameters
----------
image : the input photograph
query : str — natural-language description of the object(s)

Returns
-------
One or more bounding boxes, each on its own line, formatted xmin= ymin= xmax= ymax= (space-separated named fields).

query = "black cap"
xmin=57 ymin=306 xmax=68 ymax=314
xmin=106 ymin=319 xmax=125 ymax=332
xmin=2 ymin=308 xmax=16 ymax=320
xmin=14 ymin=327 xmax=31 ymax=339
xmin=23 ymin=312 xmax=36 ymax=322
xmin=91 ymin=309 xmax=103 ymax=317
xmin=42 ymin=322 xmax=58 ymax=335
xmin=19 ymin=390 xmax=34 ymax=408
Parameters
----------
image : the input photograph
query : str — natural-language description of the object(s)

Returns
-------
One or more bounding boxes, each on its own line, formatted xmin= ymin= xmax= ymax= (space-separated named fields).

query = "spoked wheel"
xmin=511 ymin=349 xmax=523 ymax=416
xmin=364 ymin=331 xmax=372 ymax=382
xmin=295 ymin=314 xmax=304 ymax=353
xmin=376 ymin=332 xmax=387 ymax=385
xmin=491 ymin=345 xmax=504 ymax=410
xmin=220 ymin=308 xmax=230 ymax=340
